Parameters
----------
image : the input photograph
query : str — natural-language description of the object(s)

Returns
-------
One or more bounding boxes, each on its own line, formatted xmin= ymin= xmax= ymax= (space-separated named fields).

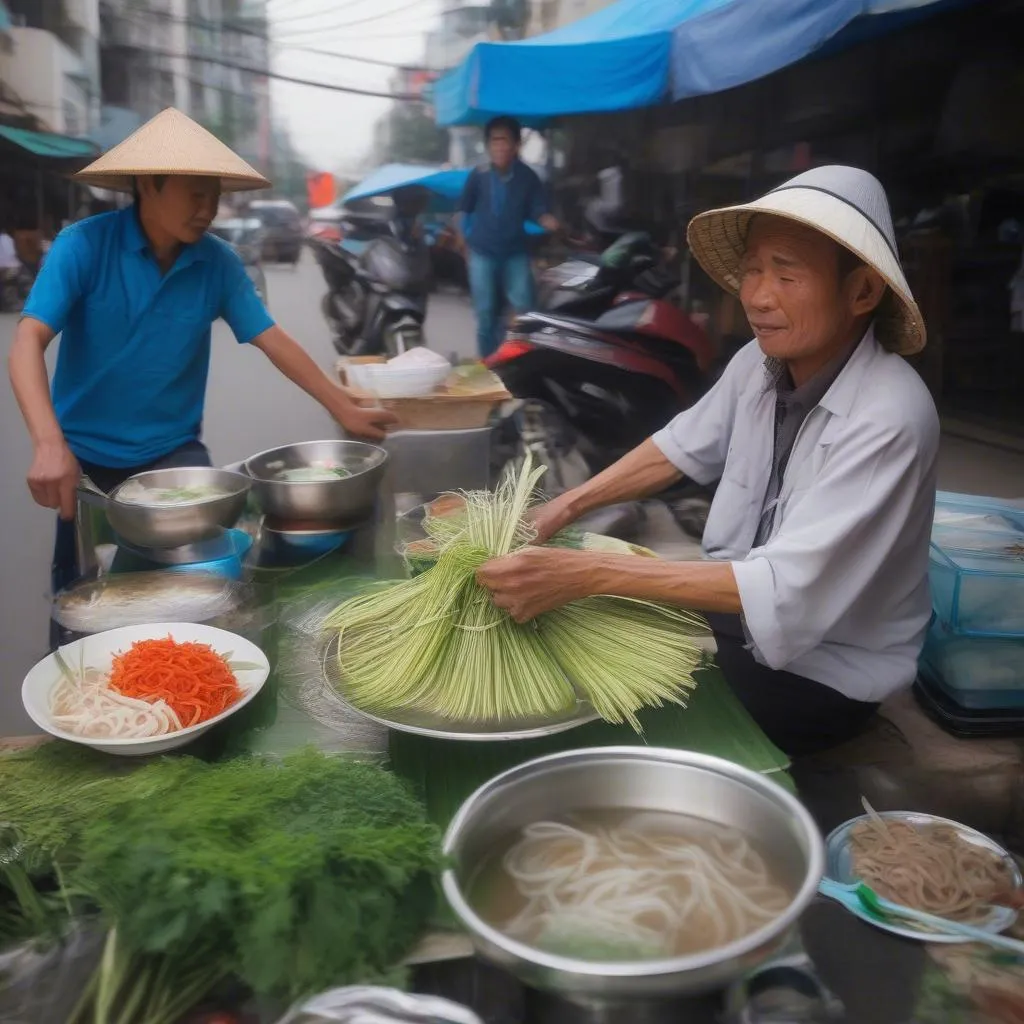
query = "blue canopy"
xmin=342 ymin=161 xmax=546 ymax=235
xmin=341 ymin=164 xmax=470 ymax=208
xmin=434 ymin=0 xmax=972 ymax=127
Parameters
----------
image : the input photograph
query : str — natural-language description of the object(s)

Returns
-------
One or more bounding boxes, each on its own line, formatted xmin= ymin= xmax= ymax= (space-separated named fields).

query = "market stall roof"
xmin=433 ymin=0 xmax=975 ymax=127
xmin=341 ymin=163 xmax=471 ymax=206
xmin=341 ymin=162 xmax=547 ymax=233
xmin=0 ymin=125 xmax=99 ymax=160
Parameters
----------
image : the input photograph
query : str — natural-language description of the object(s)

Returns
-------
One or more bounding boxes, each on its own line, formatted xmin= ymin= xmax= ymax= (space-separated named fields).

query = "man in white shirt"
xmin=476 ymin=166 xmax=940 ymax=757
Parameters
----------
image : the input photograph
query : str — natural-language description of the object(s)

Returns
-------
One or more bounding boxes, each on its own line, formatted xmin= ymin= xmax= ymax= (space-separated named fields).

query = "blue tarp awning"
xmin=434 ymin=0 xmax=973 ymax=126
xmin=341 ymin=164 xmax=471 ymax=207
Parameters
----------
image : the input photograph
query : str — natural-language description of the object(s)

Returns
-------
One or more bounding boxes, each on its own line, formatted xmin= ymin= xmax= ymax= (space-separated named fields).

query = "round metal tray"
xmin=320 ymin=634 xmax=599 ymax=742
xmin=825 ymin=811 xmax=1022 ymax=942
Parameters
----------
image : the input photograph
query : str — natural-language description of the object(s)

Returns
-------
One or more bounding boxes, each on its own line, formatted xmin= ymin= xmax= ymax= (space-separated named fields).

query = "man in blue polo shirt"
xmin=457 ymin=116 xmax=560 ymax=357
xmin=7 ymin=108 xmax=395 ymax=591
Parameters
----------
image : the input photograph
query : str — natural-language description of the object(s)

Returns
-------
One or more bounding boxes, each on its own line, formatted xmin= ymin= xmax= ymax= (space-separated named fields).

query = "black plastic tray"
xmin=913 ymin=674 xmax=1024 ymax=738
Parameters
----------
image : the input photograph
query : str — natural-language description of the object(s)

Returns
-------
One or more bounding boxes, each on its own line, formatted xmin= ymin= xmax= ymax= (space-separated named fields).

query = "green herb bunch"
xmin=0 ymin=745 xmax=442 ymax=1020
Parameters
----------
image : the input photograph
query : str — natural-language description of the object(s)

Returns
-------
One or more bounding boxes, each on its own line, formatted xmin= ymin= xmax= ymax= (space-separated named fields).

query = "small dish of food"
xmin=825 ymin=808 xmax=1023 ymax=941
xmin=22 ymin=622 xmax=270 ymax=756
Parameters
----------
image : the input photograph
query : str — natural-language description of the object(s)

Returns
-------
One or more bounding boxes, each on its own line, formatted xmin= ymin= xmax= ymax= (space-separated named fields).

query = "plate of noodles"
xmin=826 ymin=809 xmax=1023 ymax=942
xmin=22 ymin=622 xmax=270 ymax=757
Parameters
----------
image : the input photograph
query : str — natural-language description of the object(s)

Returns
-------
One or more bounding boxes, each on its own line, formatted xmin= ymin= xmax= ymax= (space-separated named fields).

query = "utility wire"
xmin=121 ymin=6 xmax=434 ymax=70
xmin=272 ymin=0 xmax=437 ymax=36
xmin=269 ymin=0 xmax=430 ymax=27
xmin=109 ymin=41 xmax=428 ymax=101
xmin=264 ymin=0 xmax=366 ymax=15
xmin=274 ymin=22 xmax=441 ymax=43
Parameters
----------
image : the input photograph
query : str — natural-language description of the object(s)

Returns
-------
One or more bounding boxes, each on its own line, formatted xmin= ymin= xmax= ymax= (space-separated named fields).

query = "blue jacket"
xmin=458 ymin=159 xmax=548 ymax=259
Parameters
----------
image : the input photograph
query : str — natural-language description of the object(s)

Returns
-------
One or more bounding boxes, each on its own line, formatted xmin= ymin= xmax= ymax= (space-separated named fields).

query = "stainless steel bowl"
xmin=101 ymin=467 xmax=250 ymax=550
xmin=442 ymin=747 xmax=824 ymax=1004
xmin=243 ymin=440 xmax=388 ymax=523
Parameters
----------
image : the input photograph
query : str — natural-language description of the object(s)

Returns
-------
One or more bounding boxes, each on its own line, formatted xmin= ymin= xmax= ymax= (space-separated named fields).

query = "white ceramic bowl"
xmin=347 ymin=362 xmax=451 ymax=398
xmin=22 ymin=622 xmax=270 ymax=756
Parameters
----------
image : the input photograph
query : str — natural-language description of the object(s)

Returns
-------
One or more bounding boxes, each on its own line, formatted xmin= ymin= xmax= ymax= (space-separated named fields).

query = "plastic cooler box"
xmin=919 ymin=618 xmax=1024 ymax=710
xmin=928 ymin=492 xmax=1024 ymax=640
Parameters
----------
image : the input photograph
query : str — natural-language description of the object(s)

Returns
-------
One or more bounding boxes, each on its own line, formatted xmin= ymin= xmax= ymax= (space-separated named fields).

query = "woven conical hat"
xmin=687 ymin=165 xmax=925 ymax=356
xmin=74 ymin=107 xmax=270 ymax=193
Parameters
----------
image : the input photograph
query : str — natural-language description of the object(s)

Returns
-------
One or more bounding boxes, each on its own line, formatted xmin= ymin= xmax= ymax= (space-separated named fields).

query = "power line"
xmin=120 ymin=6 xmax=433 ymax=71
xmin=268 ymin=0 xmax=410 ymax=26
xmin=273 ymin=0 xmax=437 ymax=36
xmin=109 ymin=42 xmax=428 ymax=101
xmin=275 ymin=21 xmax=441 ymax=43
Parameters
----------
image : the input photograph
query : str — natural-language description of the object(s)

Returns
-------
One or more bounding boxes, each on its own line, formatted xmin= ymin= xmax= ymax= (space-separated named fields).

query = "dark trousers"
xmin=709 ymin=616 xmax=880 ymax=759
xmin=52 ymin=439 xmax=212 ymax=598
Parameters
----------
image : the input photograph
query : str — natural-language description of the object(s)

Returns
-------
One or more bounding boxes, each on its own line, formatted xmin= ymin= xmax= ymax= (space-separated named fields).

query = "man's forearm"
xmin=564 ymin=439 xmax=683 ymax=520
xmin=590 ymin=551 xmax=741 ymax=614
xmin=9 ymin=319 xmax=63 ymax=445
xmin=253 ymin=325 xmax=351 ymax=416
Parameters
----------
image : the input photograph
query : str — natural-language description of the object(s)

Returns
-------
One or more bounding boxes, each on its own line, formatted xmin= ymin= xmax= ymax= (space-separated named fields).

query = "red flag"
xmin=306 ymin=172 xmax=336 ymax=210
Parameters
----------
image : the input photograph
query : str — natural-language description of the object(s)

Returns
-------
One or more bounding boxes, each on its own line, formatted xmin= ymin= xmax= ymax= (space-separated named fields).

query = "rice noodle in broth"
xmin=116 ymin=480 xmax=232 ymax=506
xmin=471 ymin=811 xmax=793 ymax=960
xmin=849 ymin=812 xmax=1015 ymax=923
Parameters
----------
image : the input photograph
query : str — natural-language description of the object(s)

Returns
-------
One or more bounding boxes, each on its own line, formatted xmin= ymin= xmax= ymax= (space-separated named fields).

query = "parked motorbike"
xmin=487 ymin=233 xmax=718 ymax=537
xmin=310 ymin=189 xmax=431 ymax=357
xmin=536 ymin=231 xmax=672 ymax=317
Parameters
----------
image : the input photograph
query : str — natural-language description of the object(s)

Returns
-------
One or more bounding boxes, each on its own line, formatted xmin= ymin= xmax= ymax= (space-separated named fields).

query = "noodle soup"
xmin=116 ymin=480 xmax=234 ymax=506
xmin=469 ymin=810 xmax=794 ymax=962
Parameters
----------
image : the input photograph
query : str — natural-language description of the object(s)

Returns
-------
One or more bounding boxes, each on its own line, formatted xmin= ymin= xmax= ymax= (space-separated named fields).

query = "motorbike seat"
xmin=518 ymin=311 xmax=607 ymax=334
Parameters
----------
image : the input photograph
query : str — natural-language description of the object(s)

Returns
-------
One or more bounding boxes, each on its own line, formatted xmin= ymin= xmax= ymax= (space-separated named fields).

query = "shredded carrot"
xmin=108 ymin=637 xmax=242 ymax=728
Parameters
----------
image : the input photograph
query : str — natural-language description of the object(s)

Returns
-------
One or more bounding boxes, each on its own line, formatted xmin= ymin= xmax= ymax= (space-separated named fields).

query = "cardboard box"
xmin=336 ymin=358 xmax=511 ymax=431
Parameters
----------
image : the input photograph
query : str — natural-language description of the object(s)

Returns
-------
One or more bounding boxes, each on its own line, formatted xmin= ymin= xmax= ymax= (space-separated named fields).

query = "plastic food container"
xmin=346 ymin=362 xmax=451 ymax=398
xmin=933 ymin=491 xmax=1024 ymax=533
xmin=929 ymin=493 xmax=1024 ymax=639
xmin=165 ymin=528 xmax=253 ymax=581
xmin=919 ymin=618 xmax=1024 ymax=710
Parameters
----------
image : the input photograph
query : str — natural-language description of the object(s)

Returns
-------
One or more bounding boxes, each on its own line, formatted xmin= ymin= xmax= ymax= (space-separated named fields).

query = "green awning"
xmin=0 ymin=125 xmax=98 ymax=160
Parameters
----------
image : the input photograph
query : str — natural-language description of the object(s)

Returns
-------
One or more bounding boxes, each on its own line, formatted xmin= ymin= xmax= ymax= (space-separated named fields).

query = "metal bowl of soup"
xmin=90 ymin=467 xmax=251 ymax=550
xmin=243 ymin=440 xmax=388 ymax=523
xmin=442 ymin=747 xmax=824 ymax=1004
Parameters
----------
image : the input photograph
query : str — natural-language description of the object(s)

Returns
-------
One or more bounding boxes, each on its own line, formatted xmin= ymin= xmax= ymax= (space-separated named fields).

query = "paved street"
xmin=2 ymin=255 xmax=1024 ymax=734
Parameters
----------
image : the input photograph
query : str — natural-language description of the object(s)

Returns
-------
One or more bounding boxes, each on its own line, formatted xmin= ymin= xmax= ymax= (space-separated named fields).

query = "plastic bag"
xmin=274 ymin=986 xmax=483 ymax=1024
xmin=0 ymin=923 xmax=105 ymax=1023
xmin=53 ymin=571 xmax=254 ymax=634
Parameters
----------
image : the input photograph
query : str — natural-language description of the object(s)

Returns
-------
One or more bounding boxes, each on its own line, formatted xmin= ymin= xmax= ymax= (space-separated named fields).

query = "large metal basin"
xmin=101 ymin=467 xmax=250 ymax=550
xmin=243 ymin=440 xmax=388 ymax=523
xmin=442 ymin=747 xmax=824 ymax=1005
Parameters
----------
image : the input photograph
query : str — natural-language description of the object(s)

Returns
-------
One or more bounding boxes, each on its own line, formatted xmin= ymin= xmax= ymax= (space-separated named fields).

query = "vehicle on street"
xmin=308 ymin=205 xmax=431 ymax=358
xmin=487 ymin=232 xmax=719 ymax=535
xmin=209 ymin=216 xmax=268 ymax=306
xmin=247 ymin=199 xmax=303 ymax=264
xmin=306 ymin=206 xmax=345 ymax=245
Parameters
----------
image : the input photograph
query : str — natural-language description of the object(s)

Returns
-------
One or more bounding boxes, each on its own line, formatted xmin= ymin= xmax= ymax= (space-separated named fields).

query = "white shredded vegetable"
xmin=50 ymin=666 xmax=183 ymax=739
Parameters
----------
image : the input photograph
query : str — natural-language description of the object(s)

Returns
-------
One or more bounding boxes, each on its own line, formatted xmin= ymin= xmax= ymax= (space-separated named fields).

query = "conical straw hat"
xmin=74 ymin=107 xmax=270 ymax=193
xmin=687 ymin=165 xmax=925 ymax=356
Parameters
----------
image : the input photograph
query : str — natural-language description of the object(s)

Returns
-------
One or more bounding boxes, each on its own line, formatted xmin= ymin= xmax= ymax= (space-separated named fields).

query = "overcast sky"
xmin=268 ymin=0 xmax=444 ymax=175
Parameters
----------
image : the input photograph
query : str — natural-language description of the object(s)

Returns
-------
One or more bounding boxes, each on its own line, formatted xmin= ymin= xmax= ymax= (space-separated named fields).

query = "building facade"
xmin=98 ymin=0 xmax=270 ymax=160
xmin=0 ymin=0 xmax=101 ymax=135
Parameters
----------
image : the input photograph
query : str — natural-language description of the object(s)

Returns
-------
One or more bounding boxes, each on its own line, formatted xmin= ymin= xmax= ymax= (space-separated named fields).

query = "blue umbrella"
xmin=342 ymin=162 xmax=547 ymax=235
xmin=342 ymin=164 xmax=471 ymax=210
